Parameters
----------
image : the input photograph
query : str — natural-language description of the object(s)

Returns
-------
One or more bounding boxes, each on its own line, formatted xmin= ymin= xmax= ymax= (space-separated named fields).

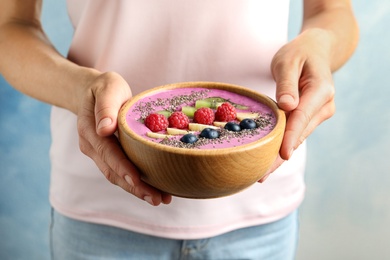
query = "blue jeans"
xmin=50 ymin=209 xmax=299 ymax=260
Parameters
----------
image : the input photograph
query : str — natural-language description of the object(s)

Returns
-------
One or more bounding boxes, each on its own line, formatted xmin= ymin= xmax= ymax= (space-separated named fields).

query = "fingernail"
xmin=144 ymin=195 xmax=155 ymax=206
xmin=278 ymin=95 xmax=294 ymax=105
xmin=98 ymin=117 xmax=112 ymax=130
xmin=124 ymin=175 xmax=134 ymax=187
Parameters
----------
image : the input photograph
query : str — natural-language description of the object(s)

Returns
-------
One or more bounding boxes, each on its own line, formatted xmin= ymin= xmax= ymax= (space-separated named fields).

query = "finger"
xmin=271 ymin=52 xmax=303 ymax=111
xmin=79 ymin=125 xmax=171 ymax=206
xmin=94 ymin=72 xmax=132 ymax=136
xmin=280 ymin=80 xmax=334 ymax=160
xmin=161 ymin=192 xmax=173 ymax=205
xmin=258 ymin=155 xmax=285 ymax=183
xmin=298 ymin=99 xmax=335 ymax=146
xmin=95 ymin=136 xmax=167 ymax=205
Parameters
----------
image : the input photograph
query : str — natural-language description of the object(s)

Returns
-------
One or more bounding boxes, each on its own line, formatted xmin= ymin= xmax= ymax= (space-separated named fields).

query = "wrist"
xmin=297 ymin=28 xmax=336 ymax=69
xmin=72 ymin=70 xmax=132 ymax=118
xmin=69 ymin=66 xmax=102 ymax=115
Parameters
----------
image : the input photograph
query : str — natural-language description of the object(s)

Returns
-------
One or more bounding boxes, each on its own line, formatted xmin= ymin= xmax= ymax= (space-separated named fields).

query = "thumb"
xmin=271 ymin=57 xmax=302 ymax=112
xmin=94 ymin=73 xmax=132 ymax=136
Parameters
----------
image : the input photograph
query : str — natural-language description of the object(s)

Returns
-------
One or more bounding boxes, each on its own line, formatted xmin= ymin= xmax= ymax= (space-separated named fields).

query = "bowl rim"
xmin=118 ymin=81 xmax=286 ymax=156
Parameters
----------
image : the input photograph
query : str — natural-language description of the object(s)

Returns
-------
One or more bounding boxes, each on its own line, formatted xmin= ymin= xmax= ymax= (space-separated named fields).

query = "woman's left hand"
xmin=259 ymin=28 xmax=336 ymax=182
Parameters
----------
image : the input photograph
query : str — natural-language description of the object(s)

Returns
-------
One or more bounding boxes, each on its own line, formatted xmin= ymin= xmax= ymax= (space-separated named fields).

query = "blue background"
xmin=1 ymin=1 xmax=389 ymax=259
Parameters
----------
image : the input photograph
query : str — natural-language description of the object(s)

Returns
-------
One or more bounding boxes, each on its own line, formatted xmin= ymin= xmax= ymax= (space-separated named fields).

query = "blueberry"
xmin=180 ymin=133 xmax=198 ymax=144
xmin=239 ymin=118 xmax=257 ymax=130
xmin=224 ymin=122 xmax=241 ymax=132
xmin=200 ymin=128 xmax=220 ymax=139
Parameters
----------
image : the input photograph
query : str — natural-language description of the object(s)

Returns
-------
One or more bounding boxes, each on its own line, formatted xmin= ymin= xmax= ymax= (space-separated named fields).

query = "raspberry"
xmin=194 ymin=107 xmax=215 ymax=125
xmin=144 ymin=113 xmax=169 ymax=132
xmin=215 ymin=102 xmax=236 ymax=122
xmin=168 ymin=111 xmax=189 ymax=129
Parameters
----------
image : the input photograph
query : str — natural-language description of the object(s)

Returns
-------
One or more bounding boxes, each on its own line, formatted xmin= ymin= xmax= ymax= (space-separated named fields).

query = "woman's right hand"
xmin=0 ymin=0 xmax=171 ymax=205
xmin=76 ymin=71 xmax=172 ymax=206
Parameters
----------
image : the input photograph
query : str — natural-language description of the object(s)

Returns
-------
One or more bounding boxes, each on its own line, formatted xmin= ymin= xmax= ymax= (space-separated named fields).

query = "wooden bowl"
xmin=118 ymin=82 xmax=286 ymax=199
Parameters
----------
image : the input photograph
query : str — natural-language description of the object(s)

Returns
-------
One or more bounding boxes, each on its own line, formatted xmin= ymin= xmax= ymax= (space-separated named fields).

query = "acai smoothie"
xmin=126 ymin=87 xmax=276 ymax=149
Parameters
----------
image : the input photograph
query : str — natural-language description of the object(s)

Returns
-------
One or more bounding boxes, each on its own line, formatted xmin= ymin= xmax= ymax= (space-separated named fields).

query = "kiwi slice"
xmin=181 ymin=106 xmax=197 ymax=118
xmin=196 ymin=97 xmax=249 ymax=110
xmin=156 ymin=110 xmax=172 ymax=118
xmin=195 ymin=100 xmax=212 ymax=109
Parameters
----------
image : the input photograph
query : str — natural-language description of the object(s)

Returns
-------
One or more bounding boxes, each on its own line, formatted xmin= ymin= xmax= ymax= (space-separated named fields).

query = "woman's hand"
xmin=259 ymin=29 xmax=336 ymax=183
xmin=274 ymin=29 xmax=336 ymax=160
xmin=0 ymin=0 xmax=173 ymax=205
xmin=76 ymin=71 xmax=172 ymax=205
xmin=259 ymin=0 xmax=358 ymax=183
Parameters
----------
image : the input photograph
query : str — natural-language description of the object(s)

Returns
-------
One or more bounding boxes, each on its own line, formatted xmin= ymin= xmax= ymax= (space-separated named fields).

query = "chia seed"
xmin=131 ymin=88 xmax=276 ymax=149
xmin=133 ymin=89 xmax=210 ymax=121
xmin=158 ymin=114 xmax=275 ymax=149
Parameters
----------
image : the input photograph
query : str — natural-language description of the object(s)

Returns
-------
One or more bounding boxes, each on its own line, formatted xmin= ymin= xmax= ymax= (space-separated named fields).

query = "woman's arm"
xmin=262 ymin=0 xmax=358 ymax=180
xmin=301 ymin=0 xmax=359 ymax=71
xmin=0 ymin=0 xmax=172 ymax=205
xmin=0 ymin=0 xmax=95 ymax=113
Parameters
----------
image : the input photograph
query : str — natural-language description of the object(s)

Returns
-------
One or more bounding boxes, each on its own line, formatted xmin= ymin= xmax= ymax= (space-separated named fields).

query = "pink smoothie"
xmin=126 ymin=87 xmax=276 ymax=149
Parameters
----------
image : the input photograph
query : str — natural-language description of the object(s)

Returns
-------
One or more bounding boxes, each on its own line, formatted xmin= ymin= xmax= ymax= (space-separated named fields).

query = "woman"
xmin=0 ymin=1 xmax=358 ymax=259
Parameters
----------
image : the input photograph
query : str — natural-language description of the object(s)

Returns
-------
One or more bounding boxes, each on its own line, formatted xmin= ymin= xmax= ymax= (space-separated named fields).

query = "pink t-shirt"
xmin=50 ymin=0 xmax=306 ymax=239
